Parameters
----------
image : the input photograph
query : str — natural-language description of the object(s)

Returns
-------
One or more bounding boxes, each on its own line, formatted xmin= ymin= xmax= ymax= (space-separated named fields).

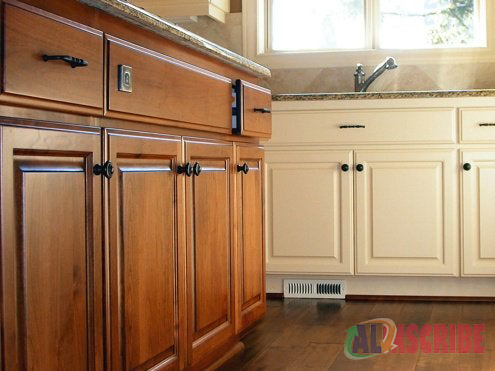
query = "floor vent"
xmin=283 ymin=279 xmax=345 ymax=299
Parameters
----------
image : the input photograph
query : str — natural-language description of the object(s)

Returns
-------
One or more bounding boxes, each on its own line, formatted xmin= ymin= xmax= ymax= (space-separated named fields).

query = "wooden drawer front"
xmin=234 ymin=80 xmax=272 ymax=137
xmin=271 ymin=108 xmax=456 ymax=145
xmin=3 ymin=2 xmax=103 ymax=108
xmin=460 ymin=108 xmax=495 ymax=143
xmin=108 ymin=37 xmax=232 ymax=132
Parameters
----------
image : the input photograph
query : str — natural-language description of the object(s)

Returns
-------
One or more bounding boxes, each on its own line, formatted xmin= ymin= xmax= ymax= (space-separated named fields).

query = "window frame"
xmin=242 ymin=0 xmax=495 ymax=69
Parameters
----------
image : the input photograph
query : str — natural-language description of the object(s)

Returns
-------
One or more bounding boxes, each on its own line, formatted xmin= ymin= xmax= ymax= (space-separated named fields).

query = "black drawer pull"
xmin=356 ymin=164 xmax=364 ymax=172
xmin=341 ymin=164 xmax=350 ymax=172
xmin=254 ymin=108 xmax=271 ymax=114
xmin=463 ymin=163 xmax=472 ymax=171
xmin=42 ymin=54 xmax=88 ymax=68
xmin=340 ymin=125 xmax=366 ymax=129
xmin=479 ymin=123 xmax=495 ymax=127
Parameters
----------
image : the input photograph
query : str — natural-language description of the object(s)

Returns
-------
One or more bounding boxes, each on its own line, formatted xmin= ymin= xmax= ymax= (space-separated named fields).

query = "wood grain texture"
xmin=3 ymin=2 xmax=104 ymax=108
xmin=1 ymin=123 xmax=103 ymax=370
xmin=234 ymin=145 xmax=266 ymax=333
xmin=107 ymin=36 xmax=232 ymax=133
xmin=184 ymin=138 xmax=236 ymax=367
xmin=241 ymin=82 xmax=272 ymax=138
xmin=221 ymin=299 xmax=495 ymax=370
xmin=106 ymin=129 xmax=184 ymax=370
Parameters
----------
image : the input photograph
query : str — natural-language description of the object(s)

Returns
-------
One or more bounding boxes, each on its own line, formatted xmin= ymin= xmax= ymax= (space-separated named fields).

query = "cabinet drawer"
xmin=3 ymin=2 xmax=103 ymax=108
xmin=107 ymin=36 xmax=232 ymax=133
xmin=233 ymin=80 xmax=272 ymax=138
xmin=271 ymin=108 xmax=456 ymax=144
xmin=460 ymin=108 xmax=495 ymax=143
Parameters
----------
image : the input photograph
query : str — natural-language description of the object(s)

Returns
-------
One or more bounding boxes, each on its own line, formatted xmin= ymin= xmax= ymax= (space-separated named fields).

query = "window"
xmin=243 ymin=0 xmax=494 ymax=68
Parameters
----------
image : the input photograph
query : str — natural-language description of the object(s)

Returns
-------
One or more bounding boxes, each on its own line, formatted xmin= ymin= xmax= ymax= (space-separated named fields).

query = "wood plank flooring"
xmin=219 ymin=298 xmax=495 ymax=370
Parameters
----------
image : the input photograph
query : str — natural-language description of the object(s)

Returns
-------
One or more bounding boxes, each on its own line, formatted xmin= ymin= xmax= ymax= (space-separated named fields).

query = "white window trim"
xmin=242 ymin=0 xmax=495 ymax=69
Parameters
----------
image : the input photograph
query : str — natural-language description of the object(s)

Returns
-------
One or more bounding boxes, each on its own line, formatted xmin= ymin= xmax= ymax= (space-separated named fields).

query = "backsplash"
xmin=180 ymin=14 xmax=495 ymax=94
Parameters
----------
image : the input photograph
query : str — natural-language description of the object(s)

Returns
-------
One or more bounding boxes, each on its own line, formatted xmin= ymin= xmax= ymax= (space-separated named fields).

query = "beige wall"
xmin=182 ymin=10 xmax=495 ymax=94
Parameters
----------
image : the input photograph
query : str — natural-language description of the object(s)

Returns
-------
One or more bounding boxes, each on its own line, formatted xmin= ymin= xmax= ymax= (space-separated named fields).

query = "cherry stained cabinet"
xmin=105 ymin=130 xmax=185 ymax=370
xmin=183 ymin=139 xmax=235 ymax=368
xmin=234 ymin=145 xmax=265 ymax=333
xmin=0 ymin=123 xmax=104 ymax=371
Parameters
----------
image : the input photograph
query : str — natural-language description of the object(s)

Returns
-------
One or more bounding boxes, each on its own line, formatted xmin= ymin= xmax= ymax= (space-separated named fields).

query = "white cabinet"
xmin=355 ymin=150 xmax=458 ymax=276
xmin=265 ymin=150 xmax=354 ymax=274
xmin=462 ymin=151 xmax=495 ymax=276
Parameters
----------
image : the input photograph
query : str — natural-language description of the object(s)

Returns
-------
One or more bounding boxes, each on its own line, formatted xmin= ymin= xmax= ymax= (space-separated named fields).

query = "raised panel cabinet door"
xmin=355 ymin=150 xmax=459 ymax=276
xmin=462 ymin=151 xmax=495 ymax=276
xmin=184 ymin=139 xmax=235 ymax=367
xmin=106 ymin=130 xmax=185 ymax=370
xmin=265 ymin=150 xmax=354 ymax=274
xmin=1 ymin=123 xmax=103 ymax=371
xmin=235 ymin=145 xmax=265 ymax=333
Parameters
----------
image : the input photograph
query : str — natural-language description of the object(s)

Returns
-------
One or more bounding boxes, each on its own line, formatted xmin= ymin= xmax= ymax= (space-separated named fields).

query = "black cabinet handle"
xmin=341 ymin=164 xmax=350 ymax=172
xmin=479 ymin=123 xmax=495 ymax=127
xmin=237 ymin=163 xmax=250 ymax=174
xmin=42 ymin=54 xmax=88 ymax=68
xmin=254 ymin=108 xmax=271 ymax=114
xmin=340 ymin=125 xmax=366 ymax=129
xmin=177 ymin=163 xmax=193 ymax=176
xmin=193 ymin=162 xmax=202 ymax=176
xmin=356 ymin=164 xmax=364 ymax=172
xmin=463 ymin=163 xmax=472 ymax=171
xmin=93 ymin=161 xmax=114 ymax=179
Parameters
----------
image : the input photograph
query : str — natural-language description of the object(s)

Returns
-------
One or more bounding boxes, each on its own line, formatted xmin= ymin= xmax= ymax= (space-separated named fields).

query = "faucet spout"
xmin=354 ymin=57 xmax=398 ymax=93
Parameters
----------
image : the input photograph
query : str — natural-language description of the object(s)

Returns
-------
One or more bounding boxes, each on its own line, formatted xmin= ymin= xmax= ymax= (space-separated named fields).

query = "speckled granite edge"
xmin=273 ymin=89 xmax=495 ymax=101
xmin=77 ymin=0 xmax=271 ymax=78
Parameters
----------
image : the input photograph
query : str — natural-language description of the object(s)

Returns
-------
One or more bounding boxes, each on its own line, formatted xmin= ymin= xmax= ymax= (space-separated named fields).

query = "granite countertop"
xmin=77 ymin=0 xmax=271 ymax=78
xmin=273 ymin=89 xmax=495 ymax=101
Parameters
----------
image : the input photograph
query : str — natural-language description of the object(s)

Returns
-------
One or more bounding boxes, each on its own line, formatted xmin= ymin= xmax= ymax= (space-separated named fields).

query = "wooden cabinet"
xmin=183 ymin=139 xmax=236 ymax=367
xmin=3 ymin=1 xmax=104 ymax=110
xmin=461 ymin=151 xmax=495 ymax=276
xmin=1 ymin=123 xmax=104 ymax=370
xmin=355 ymin=150 xmax=458 ymax=276
xmin=0 ymin=1 xmax=269 ymax=368
xmin=235 ymin=145 xmax=266 ymax=332
xmin=106 ymin=130 xmax=185 ymax=370
xmin=265 ymin=150 xmax=354 ymax=275
xmin=107 ymin=36 xmax=232 ymax=133
xmin=233 ymin=80 xmax=272 ymax=138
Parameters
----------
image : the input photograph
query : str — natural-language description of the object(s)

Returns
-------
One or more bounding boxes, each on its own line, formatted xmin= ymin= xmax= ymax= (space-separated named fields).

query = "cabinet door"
xmin=184 ymin=139 xmax=235 ymax=367
xmin=462 ymin=151 xmax=495 ymax=276
xmin=106 ymin=130 xmax=184 ymax=370
xmin=355 ymin=150 xmax=458 ymax=276
xmin=265 ymin=150 xmax=354 ymax=274
xmin=1 ymin=123 xmax=103 ymax=370
xmin=235 ymin=145 xmax=265 ymax=333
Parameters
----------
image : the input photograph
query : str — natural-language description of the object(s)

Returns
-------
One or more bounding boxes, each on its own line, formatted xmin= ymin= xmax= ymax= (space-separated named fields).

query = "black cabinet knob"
xmin=42 ymin=54 xmax=88 ymax=68
xmin=463 ymin=163 xmax=472 ymax=171
xmin=341 ymin=164 xmax=350 ymax=172
xmin=93 ymin=161 xmax=114 ymax=179
xmin=356 ymin=164 xmax=364 ymax=172
xmin=237 ymin=163 xmax=250 ymax=174
xmin=177 ymin=163 xmax=193 ymax=176
xmin=193 ymin=162 xmax=202 ymax=176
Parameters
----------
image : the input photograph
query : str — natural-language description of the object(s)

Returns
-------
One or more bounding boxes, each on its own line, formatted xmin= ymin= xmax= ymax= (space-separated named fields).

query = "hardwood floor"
xmin=219 ymin=298 xmax=495 ymax=370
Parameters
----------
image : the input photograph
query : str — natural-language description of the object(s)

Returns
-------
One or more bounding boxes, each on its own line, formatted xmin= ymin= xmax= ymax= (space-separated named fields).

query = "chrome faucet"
xmin=354 ymin=57 xmax=398 ymax=92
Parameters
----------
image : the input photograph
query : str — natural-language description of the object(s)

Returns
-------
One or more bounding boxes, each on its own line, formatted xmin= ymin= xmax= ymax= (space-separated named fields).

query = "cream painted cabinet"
xmin=462 ymin=151 xmax=495 ymax=276
xmin=265 ymin=150 xmax=354 ymax=274
xmin=355 ymin=150 xmax=459 ymax=276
